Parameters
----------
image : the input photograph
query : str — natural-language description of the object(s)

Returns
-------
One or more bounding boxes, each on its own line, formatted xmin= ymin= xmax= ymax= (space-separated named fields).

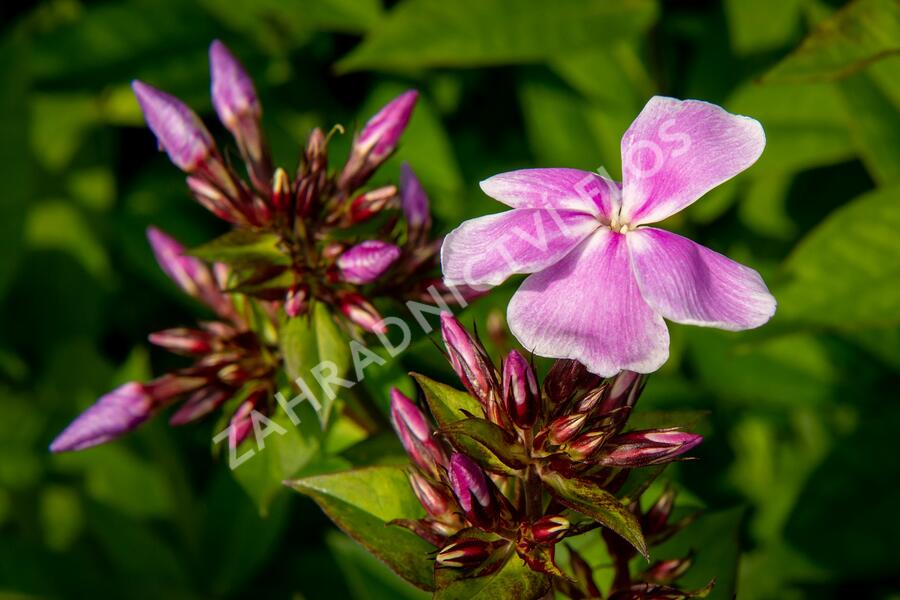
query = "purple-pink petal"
xmin=337 ymin=240 xmax=401 ymax=284
xmin=209 ymin=40 xmax=261 ymax=129
xmin=507 ymin=228 xmax=669 ymax=377
xmin=441 ymin=208 xmax=598 ymax=287
xmin=50 ymin=382 xmax=155 ymax=452
xmin=480 ymin=168 xmax=620 ymax=217
xmin=400 ymin=163 xmax=430 ymax=230
xmin=619 ymin=96 xmax=765 ymax=225
xmin=132 ymin=80 xmax=214 ymax=172
xmin=627 ymin=227 xmax=776 ymax=330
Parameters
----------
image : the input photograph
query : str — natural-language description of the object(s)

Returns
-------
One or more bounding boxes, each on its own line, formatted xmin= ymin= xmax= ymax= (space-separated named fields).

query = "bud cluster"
xmin=388 ymin=314 xmax=710 ymax=598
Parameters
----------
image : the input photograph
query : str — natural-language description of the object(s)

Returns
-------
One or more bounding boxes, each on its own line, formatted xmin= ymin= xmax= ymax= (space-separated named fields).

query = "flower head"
xmin=441 ymin=96 xmax=776 ymax=376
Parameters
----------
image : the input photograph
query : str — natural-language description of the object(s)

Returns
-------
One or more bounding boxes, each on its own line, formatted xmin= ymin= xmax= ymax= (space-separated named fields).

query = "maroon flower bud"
xmin=440 ymin=313 xmax=498 ymax=409
xmin=595 ymin=370 xmax=645 ymax=419
xmin=337 ymin=240 xmax=401 ymax=284
xmin=339 ymin=293 xmax=386 ymax=334
xmin=348 ymin=185 xmax=399 ymax=223
xmin=543 ymin=359 xmax=602 ymax=407
xmin=408 ymin=471 xmax=452 ymax=519
xmin=530 ymin=515 xmax=570 ymax=544
xmin=564 ymin=427 xmax=614 ymax=460
xmin=271 ymin=167 xmax=292 ymax=214
xmin=169 ymin=386 xmax=231 ymax=425
xmin=228 ymin=387 xmax=267 ymax=449
xmin=643 ymin=556 xmax=693 ymax=584
xmin=599 ymin=429 xmax=703 ymax=467
xmin=132 ymin=80 xmax=215 ymax=172
xmin=448 ymin=453 xmax=495 ymax=529
xmin=502 ymin=350 xmax=538 ymax=429
xmin=400 ymin=163 xmax=431 ymax=244
xmin=284 ymin=285 xmax=308 ymax=318
xmin=209 ymin=40 xmax=272 ymax=189
xmin=390 ymin=389 xmax=445 ymax=477
xmin=50 ymin=382 xmax=155 ymax=452
xmin=148 ymin=328 xmax=214 ymax=355
xmin=547 ymin=412 xmax=588 ymax=446
xmin=643 ymin=487 xmax=676 ymax=535
xmin=186 ymin=175 xmax=248 ymax=225
xmin=435 ymin=538 xmax=493 ymax=569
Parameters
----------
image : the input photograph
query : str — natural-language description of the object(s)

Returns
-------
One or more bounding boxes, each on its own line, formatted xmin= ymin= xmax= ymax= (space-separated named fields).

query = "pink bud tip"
xmin=358 ymin=89 xmax=418 ymax=160
xmin=132 ymin=80 xmax=214 ymax=172
xmin=400 ymin=163 xmax=430 ymax=231
xmin=209 ymin=40 xmax=260 ymax=129
xmin=337 ymin=240 xmax=401 ymax=284
xmin=50 ymin=382 xmax=155 ymax=452
xmin=502 ymin=350 xmax=539 ymax=429
xmin=448 ymin=453 xmax=491 ymax=514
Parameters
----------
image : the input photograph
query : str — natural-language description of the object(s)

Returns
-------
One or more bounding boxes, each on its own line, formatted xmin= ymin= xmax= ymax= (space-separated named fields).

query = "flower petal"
xmin=627 ymin=227 xmax=776 ymax=330
xmin=619 ymin=96 xmax=765 ymax=225
xmin=480 ymin=168 xmax=620 ymax=217
xmin=50 ymin=383 xmax=155 ymax=452
xmin=337 ymin=240 xmax=401 ymax=284
xmin=507 ymin=228 xmax=669 ymax=377
xmin=441 ymin=208 xmax=598 ymax=287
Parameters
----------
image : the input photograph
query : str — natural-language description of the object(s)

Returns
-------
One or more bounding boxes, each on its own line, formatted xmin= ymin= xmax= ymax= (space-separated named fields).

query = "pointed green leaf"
xmin=287 ymin=466 xmax=436 ymax=591
xmin=441 ymin=418 xmax=528 ymax=470
xmin=541 ymin=470 xmax=648 ymax=559
xmin=764 ymin=0 xmax=900 ymax=82
xmin=189 ymin=229 xmax=290 ymax=266
xmin=838 ymin=70 xmax=900 ymax=185
xmin=434 ymin=552 xmax=550 ymax=600
xmin=410 ymin=373 xmax=482 ymax=428
xmin=337 ymin=0 xmax=657 ymax=73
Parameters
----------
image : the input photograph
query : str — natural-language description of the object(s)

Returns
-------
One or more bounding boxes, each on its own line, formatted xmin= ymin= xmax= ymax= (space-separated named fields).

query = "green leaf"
xmin=189 ymin=229 xmax=290 ymax=266
xmin=838 ymin=70 xmax=900 ymax=185
xmin=724 ymin=0 xmax=802 ymax=55
xmin=764 ymin=0 xmax=900 ymax=82
xmin=777 ymin=184 xmax=900 ymax=327
xmin=441 ymin=418 xmax=529 ymax=469
xmin=287 ymin=466 xmax=436 ymax=591
xmin=337 ymin=0 xmax=658 ymax=72
xmin=540 ymin=470 xmax=648 ymax=559
xmin=434 ymin=553 xmax=550 ymax=600
xmin=410 ymin=373 xmax=482 ymax=428
xmin=280 ymin=303 xmax=352 ymax=426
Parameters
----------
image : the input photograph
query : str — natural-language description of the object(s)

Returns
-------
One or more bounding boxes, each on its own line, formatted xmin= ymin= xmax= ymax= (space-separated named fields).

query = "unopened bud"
xmin=595 ymin=371 xmax=645 ymax=421
xmin=337 ymin=240 xmax=401 ymax=284
xmin=440 ymin=313 xmax=497 ymax=409
xmin=169 ymin=386 xmax=231 ymax=425
xmin=228 ymin=387 xmax=267 ymax=449
xmin=599 ymin=429 xmax=703 ymax=467
xmin=502 ymin=350 xmax=538 ymax=429
xmin=547 ymin=413 xmax=588 ymax=446
xmin=50 ymin=382 xmax=156 ymax=452
xmin=390 ymin=389 xmax=445 ymax=477
xmin=448 ymin=453 xmax=495 ymax=529
xmin=339 ymin=293 xmax=386 ymax=334
xmin=435 ymin=538 xmax=493 ymax=569
xmin=348 ymin=185 xmax=399 ymax=223
xmin=564 ymin=427 xmax=614 ymax=460
xmin=643 ymin=488 xmax=676 ymax=534
xmin=543 ymin=359 xmax=602 ymax=407
xmin=530 ymin=515 xmax=570 ymax=544
xmin=271 ymin=168 xmax=292 ymax=214
xmin=408 ymin=471 xmax=452 ymax=519
xmin=148 ymin=328 xmax=214 ymax=355
xmin=643 ymin=556 xmax=693 ymax=584
xmin=284 ymin=285 xmax=308 ymax=318
xmin=400 ymin=163 xmax=431 ymax=243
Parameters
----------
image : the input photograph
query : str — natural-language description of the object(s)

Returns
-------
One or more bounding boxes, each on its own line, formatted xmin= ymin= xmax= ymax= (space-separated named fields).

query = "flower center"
xmin=607 ymin=213 xmax=634 ymax=234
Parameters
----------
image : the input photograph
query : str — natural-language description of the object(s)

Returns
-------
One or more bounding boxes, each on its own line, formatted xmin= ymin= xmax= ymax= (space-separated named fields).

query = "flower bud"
xmin=643 ymin=487 xmax=676 ymax=535
xmin=337 ymin=240 xmax=401 ymax=285
xmin=502 ymin=350 xmax=539 ymax=429
xmin=146 ymin=227 xmax=235 ymax=320
xmin=339 ymin=293 xmax=386 ymax=334
xmin=530 ymin=515 xmax=570 ymax=544
xmin=599 ymin=429 xmax=703 ymax=467
xmin=435 ymin=538 xmax=493 ymax=569
xmin=543 ymin=359 xmax=602 ymax=408
xmin=284 ymin=285 xmax=308 ymax=318
xmin=169 ymin=386 xmax=231 ymax=425
xmin=228 ymin=387 xmax=267 ymax=449
xmin=209 ymin=40 xmax=272 ymax=188
xmin=390 ymin=389 xmax=445 ymax=477
xmin=348 ymin=185 xmax=399 ymax=224
xmin=148 ymin=328 xmax=214 ymax=355
xmin=339 ymin=90 xmax=418 ymax=191
xmin=50 ymin=382 xmax=155 ymax=452
xmin=547 ymin=413 xmax=588 ymax=446
xmin=448 ymin=453 xmax=495 ymax=529
xmin=643 ymin=556 xmax=693 ymax=584
xmin=400 ymin=163 xmax=431 ymax=243
xmin=564 ymin=427 xmax=614 ymax=460
xmin=408 ymin=471 xmax=452 ymax=519
xmin=132 ymin=80 xmax=215 ymax=172
xmin=440 ymin=313 xmax=498 ymax=409
xmin=595 ymin=371 xmax=646 ymax=422
xmin=271 ymin=168 xmax=292 ymax=214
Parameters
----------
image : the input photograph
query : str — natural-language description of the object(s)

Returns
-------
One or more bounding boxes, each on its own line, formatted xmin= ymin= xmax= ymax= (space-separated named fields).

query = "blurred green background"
xmin=1 ymin=0 xmax=899 ymax=597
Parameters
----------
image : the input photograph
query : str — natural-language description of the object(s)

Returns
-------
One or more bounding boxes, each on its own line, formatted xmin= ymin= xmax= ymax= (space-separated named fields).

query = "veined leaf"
xmin=337 ymin=0 xmax=658 ymax=72
xmin=434 ymin=551 xmax=549 ymax=600
xmin=410 ymin=373 xmax=482 ymax=428
xmin=189 ymin=229 xmax=290 ymax=266
xmin=441 ymin=418 xmax=529 ymax=470
xmin=287 ymin=466 xmax=436 ymax=591
xmin=838 ymin=70 xmax=900 ymax=185
xmin=764 ymin=0 xmax=900 ymax=82
xmin=541 ymin=470 xmax=648 ymax=559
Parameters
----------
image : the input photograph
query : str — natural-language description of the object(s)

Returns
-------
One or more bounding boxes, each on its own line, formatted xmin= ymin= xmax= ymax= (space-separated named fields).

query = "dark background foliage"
xmin=1 ymin=0 xmax=898 ymax=597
